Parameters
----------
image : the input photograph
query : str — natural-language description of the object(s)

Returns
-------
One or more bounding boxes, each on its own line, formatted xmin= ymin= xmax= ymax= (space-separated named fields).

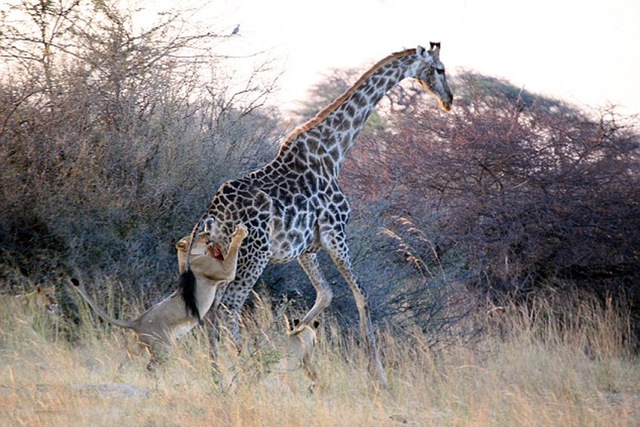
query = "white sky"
xmin=205 ymin=0 xmax=640 ymax=116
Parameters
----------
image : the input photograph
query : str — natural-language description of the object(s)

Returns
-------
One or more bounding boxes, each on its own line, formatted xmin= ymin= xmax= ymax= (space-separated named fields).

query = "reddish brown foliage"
xmin=345 ymin=73 xmax=640 ymax=298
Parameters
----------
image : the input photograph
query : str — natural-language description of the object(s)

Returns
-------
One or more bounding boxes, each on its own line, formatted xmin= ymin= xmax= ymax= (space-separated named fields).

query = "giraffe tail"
xmin=178 ymin=268 xmax=201 ymax=324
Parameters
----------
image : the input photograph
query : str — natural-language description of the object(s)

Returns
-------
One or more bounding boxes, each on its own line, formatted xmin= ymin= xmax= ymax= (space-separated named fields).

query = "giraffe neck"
xmin=277 ymin=48 xmax=424 ymax=177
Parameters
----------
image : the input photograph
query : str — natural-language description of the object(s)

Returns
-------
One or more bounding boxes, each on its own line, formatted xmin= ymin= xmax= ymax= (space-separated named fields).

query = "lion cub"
xmin=266 ymin=318 xmax=320 ymax=392
xmin=15 ymin=284 xmax=58 ymax=315
xmin=13 ymin=285 xmax=60 ymax=337
xmin=286 ymin=319 xmax=320 ymax=384
xmin=69 ymin=225 xmax=247 ymax=368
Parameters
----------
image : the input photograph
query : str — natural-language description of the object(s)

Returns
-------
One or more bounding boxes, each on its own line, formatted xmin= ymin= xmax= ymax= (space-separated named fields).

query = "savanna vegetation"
xmin=2 ymin=288 xmax=640 ymax=425
xmin=1 ymin=1 xmax=639 ymax=425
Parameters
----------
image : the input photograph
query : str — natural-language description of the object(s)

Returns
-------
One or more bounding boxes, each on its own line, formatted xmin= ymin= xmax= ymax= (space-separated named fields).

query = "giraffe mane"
xmin=278 ymin=48 xmax=417 ymax=154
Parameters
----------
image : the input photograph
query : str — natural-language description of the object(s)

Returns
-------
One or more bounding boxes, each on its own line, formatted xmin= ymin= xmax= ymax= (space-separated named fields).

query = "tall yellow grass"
xmin=1 ymin=287 xmax=638 ymax=426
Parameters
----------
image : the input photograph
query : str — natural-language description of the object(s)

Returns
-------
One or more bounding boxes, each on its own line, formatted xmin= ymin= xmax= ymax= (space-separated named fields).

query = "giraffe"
xmin=180 ymin=43 xmax=453 ymax=387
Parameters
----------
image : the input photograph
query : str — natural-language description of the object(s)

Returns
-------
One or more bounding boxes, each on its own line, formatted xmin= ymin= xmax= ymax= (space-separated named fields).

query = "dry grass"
xmin=1 ymin=288 xmax=639 ymax=427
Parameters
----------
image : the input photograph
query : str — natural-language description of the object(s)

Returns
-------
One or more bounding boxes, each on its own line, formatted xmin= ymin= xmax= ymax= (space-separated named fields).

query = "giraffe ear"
xmin=416 ymin=45 xmax=426 ymax=57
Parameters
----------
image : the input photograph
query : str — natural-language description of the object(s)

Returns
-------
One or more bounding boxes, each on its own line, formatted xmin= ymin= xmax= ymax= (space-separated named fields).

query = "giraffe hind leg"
xmin=320 ymin=228 xmax=388 ymax=388
xmin=296 ymin=252 xmax=333 ymax=327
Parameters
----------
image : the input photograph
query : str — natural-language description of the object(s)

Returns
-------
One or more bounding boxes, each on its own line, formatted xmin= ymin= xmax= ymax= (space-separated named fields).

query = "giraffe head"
xmin=413 ymin=42 xmax=453 ymax=111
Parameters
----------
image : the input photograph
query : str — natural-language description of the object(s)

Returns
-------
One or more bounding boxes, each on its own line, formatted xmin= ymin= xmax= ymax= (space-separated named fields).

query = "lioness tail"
xmin=68 ymin=278 xmax=136 ymax=330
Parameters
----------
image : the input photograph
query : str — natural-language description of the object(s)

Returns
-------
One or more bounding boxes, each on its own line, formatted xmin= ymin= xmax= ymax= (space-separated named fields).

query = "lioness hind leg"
xmin=145 ymin=341 xmax=171 ymax=372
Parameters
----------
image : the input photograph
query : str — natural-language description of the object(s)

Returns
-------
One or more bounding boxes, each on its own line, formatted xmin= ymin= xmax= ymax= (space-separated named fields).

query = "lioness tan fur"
xmin=68 ymin=225 xmax=247 ymax=368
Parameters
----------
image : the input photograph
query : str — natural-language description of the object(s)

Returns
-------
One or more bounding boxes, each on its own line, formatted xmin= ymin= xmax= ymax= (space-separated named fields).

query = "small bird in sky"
xmin=231 ymin=24 xmax=240 ymax=35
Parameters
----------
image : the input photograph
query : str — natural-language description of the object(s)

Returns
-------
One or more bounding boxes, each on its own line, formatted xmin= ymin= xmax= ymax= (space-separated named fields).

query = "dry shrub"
xmin=0 ymin=0 xmax=282 ymax=302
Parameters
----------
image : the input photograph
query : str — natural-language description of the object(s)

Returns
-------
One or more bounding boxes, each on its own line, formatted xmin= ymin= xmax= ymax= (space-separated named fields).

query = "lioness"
xmin=68 ymin=225 xmax=247 ymax=368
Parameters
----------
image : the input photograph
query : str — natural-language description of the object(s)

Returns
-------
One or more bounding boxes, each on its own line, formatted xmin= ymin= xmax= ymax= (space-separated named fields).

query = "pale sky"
xmin=209 ymin=0 xmax=640 ymax=116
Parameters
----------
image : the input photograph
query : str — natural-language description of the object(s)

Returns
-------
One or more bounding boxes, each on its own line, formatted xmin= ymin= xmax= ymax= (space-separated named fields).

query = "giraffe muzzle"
xmin=439 ymin=97 xmax=452 ymax=112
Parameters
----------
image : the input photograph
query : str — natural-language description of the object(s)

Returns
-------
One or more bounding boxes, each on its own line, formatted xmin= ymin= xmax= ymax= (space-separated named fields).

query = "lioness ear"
xmin=36 ymin=284 xmax=43 ymax=293
xmin=293 ymin=318 xmax=300 ymax=329
xmin=313 ymin=320 xmax=320 ymax=329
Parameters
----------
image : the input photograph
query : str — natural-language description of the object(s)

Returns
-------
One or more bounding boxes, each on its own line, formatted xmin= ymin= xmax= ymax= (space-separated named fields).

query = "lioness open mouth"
xmin=207 ymin=244 xmax=224 ymax=261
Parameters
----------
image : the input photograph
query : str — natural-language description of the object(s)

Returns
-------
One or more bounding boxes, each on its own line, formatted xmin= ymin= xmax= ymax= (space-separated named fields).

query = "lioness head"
xmin=176 ymin=232 xmax=215 ymax=274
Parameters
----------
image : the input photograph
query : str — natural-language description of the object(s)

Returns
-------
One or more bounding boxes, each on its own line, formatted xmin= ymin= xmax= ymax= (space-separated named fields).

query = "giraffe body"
xmin=185 ymin=44 xmax=452 ymax=387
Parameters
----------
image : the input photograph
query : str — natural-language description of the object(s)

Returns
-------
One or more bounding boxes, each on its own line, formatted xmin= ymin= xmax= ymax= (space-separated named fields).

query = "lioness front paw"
xmin=233 ymin=224 xmax=248 ymax=240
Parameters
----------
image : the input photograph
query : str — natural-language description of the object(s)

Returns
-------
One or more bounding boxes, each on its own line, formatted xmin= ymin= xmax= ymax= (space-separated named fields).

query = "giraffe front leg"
xmin=217 ymin=303 xmax=243 ymax=353
xmin=212 ymin=255 xmax=270 ymax=352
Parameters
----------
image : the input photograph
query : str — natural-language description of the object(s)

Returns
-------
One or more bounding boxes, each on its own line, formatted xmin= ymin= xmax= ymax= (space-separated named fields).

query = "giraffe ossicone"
xmin=181 ymin=43 xmax=453 ymax=388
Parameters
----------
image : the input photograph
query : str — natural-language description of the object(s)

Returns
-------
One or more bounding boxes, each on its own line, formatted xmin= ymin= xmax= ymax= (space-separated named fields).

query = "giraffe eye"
xmin=436 ymin=68 xmax=445 ymax=75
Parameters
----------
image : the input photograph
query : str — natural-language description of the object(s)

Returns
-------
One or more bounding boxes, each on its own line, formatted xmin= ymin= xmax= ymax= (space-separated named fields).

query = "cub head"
xmin=19 ymin=284 xmax=59 ymax=315
xmin=37 ymin=284 xmax=58 ymax=314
